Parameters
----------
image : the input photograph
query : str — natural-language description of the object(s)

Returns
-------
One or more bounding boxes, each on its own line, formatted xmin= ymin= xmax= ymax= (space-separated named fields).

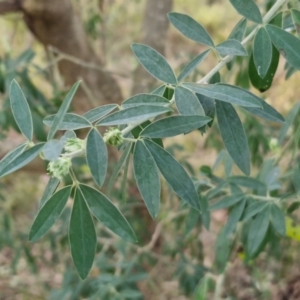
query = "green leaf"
xmin=243 ymin=201 xmax=269 ymax=221
xmin=86 ymin=128 xmax=107 ymax=187
xmin=140 ymin=115 xmax=211 ymax=138
xmin=228 ymin=18 xmax=247 ymax=41
xmin=177 ymin=49 xmax=210 ymax=82
xmin=291 ymin=9 xmax=300 ymax=37
xmin=241 ymin=87 xmax=284 ymax=123
xmin=131 ymin=43 xmax=177 ymax=85
xmin=9 ymin=80 xmax=33 ymax=141
xmin=69 ymin=188 xmax=97 ymax=279
xmin=151 ymin=85 xmax=166 ymax=96
xmin=79 ymin=184 xmax=137 ymax=242
xmin=253 ymin=27 xmax=273 ymax=78
xmin=144 ymin=139 xmax=201 ymax=210
xmin=228 ymin=176 xmax=266 ymax=189
xmin=44 ymin=113 xmax=91 ymax=130
xmin=270 ymin=204 xmax=286 ymax=236
xmin=229 ymin=0 xmax=262 ymax=24
xmin=122 ymin=94 xmax=169 ymax=109
xmin=0 ymin=143 xmax=27 ymax=171
xmin=266 ymin=24 xmax=300 ymax=70
xmin=83 ymin=104 xmax=118 ymax=123
xmin=248 ymin=45 xmax=280 ymax=92
xmin=107 ymin=143 xmax=132 ymax=195
xmin=39 ymin=177 xmax=60 ymax=208
xmin=0 ymin=143 xmax=45 ymax=178
xmin=215 ymin=39 xmax=248 ymax=57
xmin=175 ymin=86 xmax=205 ymax=116
xmin=209 ymin=194 xmax=244 ymax=210
xmin=293 ymin=165 xmax=300 ymax=194
xmin=43 ymin=140 xmax=65 ymax=161
xmin=216 ymin=101 xmax=250 ymax=175
xmin=29 ymin=186 xmax=72 ymax=242
xmin=47 ymin=81 xmax=81 ymax=140
xmin=97 ymin=105 xmax=171 ymax=126
xmin=224 ymin=198 xmax=246 ymax=236
xmin=168 ymin=13 xmax=214 ymax=46
xmin=247 ymin=207 xmax=270 ymax=257
xmin=133 ymin=141 xmax=160 ymax=219
xmin=278 ymin=102 xmax=300 ymax=144
xmin=196 ymin=94 xmax=215 ymax=127
xmin=183 ymin=83 xmax=262 ymax=108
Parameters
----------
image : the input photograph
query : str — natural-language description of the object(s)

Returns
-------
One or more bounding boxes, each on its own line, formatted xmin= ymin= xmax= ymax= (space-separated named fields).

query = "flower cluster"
xmin=103 ymin=127 xmax=124 ymax=146
xmin=47 ymin=157 xmax=72 ymax=181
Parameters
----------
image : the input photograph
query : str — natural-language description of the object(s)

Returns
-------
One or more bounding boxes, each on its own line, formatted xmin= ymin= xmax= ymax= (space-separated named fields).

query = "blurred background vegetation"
xmin=1 ymin=0 xmax=300 ymax=299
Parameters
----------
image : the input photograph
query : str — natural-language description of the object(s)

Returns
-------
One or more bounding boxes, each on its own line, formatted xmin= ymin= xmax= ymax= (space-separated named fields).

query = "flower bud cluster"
xmin=103 ymin=127 xmax=124 ymax=146
xmin=47 ymin=157 xmax=71 ymax=181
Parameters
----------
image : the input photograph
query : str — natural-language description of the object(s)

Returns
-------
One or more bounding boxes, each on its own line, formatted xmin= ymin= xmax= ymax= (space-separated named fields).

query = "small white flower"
xmin=47 ymin=157 xmax=71 ymax=180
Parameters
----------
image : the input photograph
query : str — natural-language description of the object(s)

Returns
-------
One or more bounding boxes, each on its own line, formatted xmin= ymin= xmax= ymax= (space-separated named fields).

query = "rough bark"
xmin=131 ymin=0 xmax=173 ymax=95
xmin=0 ymin=0 xmax=123 ymax=113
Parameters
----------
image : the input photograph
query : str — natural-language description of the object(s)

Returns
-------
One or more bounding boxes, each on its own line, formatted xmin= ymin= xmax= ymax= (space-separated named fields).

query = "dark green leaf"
xmin=122 ymin=94 xmax=169 ymax=109
xmin=287 ymin=202 xmax=300 ymax=214
xmin=43 ymin=140 xmax=65 ymax=161
xmin=243 ymin=201 xmax=269 ymax=221
xmin=177 ymin=49 xmax=210 ymax=82
xmin=209 ymin=194 xmax=244 ymax=210
xmin=293 ymin=165 xmax=300 ymax=194
xmin=253 ymin=27 xmax=273 ymax=78
xmin=228 ymin=18 xmax=247 ymax=41
xmin=107 ymin=143 xmax=132 ymax=195
xmin=216 ymin=101 xmax=250 ymax=175
xmin=278 ymin=102 xmax=300 ymax=144
xmin=39 ymin=177 xmax=60 ymax=208
xmin=216 ymin=39 xmax=248 ymax=57
xmin=79 ymin=184 xmax=137 ymax=242
xmin=133 ymin=141 xmax=160 ymax=218
xmin=86 ymin=128 xmax=107 ymax=187
xmin=168 ymin=12 xmax=214 ymax=46
xmin=247 ymin=207 xmax=270 ymax=256
xmin=248 ymin=45 xmax=280 ymax=92
xmin=44 ymin=113 xmax=91 ymax=130
xmin=144 ymin=139 xmax=201 ymax=210
xmin=83 ymin=104 xmax=118 ymax=123
xmin=175 ymin=86 xmax=205 ymax=116
xmin=224 ymin=198 xmax=246 ymax=236
xmin=29 ymin=186 xmax=72 ymax=242
xmin=291 ymin=9 xmax=300 ymax=37
xmin=47 ymin=81 xmax=81 ymax=140
xmin=270 ymin=204 xmax=286 ymax=236
xmin=228 ymin=176 xmax=266 ymax=189
xmin=69 ymin=188 xmax=97 ymax=279
xmin=266 ymin=24 xmax=300 ymax=70
xmin=141 ymin=115 xmax=211 ymax=138
xmin=183 ymin=83 xmax=262 ymax=108
xmin=0 ymin=143 xmax=45 ymax=178
xmin=97 ymin=105 xmax=171 ymax=126
xmin=229 ymin=0 xmax=262 ymax=24
xmin=131 ymin=43 xmax=177 ymax=84
xmin=9 ymin=80 xmax=33 ymax=141
xmin=196 ymin=94 xmax=215 ymax=127
xmin=0 ymin=143 xmax=27 ymax=171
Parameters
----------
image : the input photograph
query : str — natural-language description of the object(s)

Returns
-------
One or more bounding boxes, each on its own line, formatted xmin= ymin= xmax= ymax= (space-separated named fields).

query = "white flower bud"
xmin=47 ymin=157 xmax=71 ymax=181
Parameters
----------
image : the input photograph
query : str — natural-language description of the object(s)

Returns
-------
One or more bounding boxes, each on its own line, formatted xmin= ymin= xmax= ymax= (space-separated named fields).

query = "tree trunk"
xmin=131 ymin=0 xmax=173 ymax=95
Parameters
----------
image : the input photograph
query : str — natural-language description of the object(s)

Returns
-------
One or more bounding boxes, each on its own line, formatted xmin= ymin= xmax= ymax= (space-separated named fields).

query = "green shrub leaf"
xmin=47 ymin=82 xmax=81 ymax=140
xmin=79 ymin=184 xmax=137 ymax=242
xmin=270 ymin=204 xmax=286 ymax=236
xmin=122 ymin=94 xmax=169 ymax=109
xmin=0 ymin=143 xmax=45 ymax=178
xmin=0 ymin=143 xmax=27 ymax=171
xmin=39 ymin=177 xmax=60 ymax=208
xmin=43 ymin=140 xmax=65 ymax=161
xmin=216 ymin=101 xmax=250 ymax=175
xmin=141 ymin=115 xmax=211 ymax=138
xmin=168 ymin=12 xmax=214 ymax=46
xmin=9 ymin=80 xmax=33 ymax=141
xmin=69 ymin=188 xmax=97 ymax=279
xmin=144 ymin=139 xmax=201 ymax=211
xmin=209 ymin=194 xmax=244 ymax=210
xmin=86 ymin=128 xmax=107 ymax=187
xmin=215 ymin=39 xmax=248 ymax=57
xmin=97 ymin=105 xmax=171 ymax=126
xmin=131 ymin=43 xmax=177 ymax=85
xmin=243 ymin=201 xmax=269 ymax=221
xmin=133 ymin=141 xmax=160 ymax=219
xmin=266 ymin=24 xmax=300 ymax=70
xmin=228 ymin=176 xmax=266 ymax=189
xmin=29 ymin=186 xmax=72 ymax=242
xmin=229 ymin=0 xmax=262 ymax=24
xmin=44 ymin=113 xmax=91 ymax=130
xmin=83 ymin=104 xmax=118 ymax=123
xmin=183 ymin=83 xmax=262 ymax=108
xmin=175 ymin=86 xmax=205 ymax=116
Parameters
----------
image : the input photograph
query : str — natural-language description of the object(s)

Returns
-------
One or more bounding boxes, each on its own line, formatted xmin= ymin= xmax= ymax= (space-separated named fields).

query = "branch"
xmin=0 ymin=0 xmax=21 ymax=14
